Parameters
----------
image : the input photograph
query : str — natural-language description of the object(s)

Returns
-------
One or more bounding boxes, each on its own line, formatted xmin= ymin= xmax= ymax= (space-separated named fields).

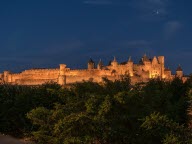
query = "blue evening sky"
xmin=0 ymin=0 xmax=192 ymax=74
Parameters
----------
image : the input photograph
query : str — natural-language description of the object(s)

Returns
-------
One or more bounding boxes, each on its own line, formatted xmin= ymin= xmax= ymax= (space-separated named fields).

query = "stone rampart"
xmin=0 ymin=55 xmax=186 ymax=85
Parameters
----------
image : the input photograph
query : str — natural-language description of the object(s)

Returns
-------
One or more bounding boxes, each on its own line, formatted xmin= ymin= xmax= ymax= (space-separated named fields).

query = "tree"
xmin=141 ymin=112 xmax=191 ymax=144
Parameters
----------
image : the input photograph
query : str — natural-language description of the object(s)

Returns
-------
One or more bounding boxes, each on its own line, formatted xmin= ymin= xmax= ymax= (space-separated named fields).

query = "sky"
xmin=0 ymin=0 xmax=192 ymax=74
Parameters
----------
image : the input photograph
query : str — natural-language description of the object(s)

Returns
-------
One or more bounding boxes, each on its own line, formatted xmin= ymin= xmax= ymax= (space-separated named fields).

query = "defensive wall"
xmin=0 ymin=55 xmax=187 ymax=85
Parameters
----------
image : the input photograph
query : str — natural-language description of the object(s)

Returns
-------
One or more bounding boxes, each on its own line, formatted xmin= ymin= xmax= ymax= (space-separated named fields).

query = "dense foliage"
xmin=1 ymin=75 xmax=192 ymax=143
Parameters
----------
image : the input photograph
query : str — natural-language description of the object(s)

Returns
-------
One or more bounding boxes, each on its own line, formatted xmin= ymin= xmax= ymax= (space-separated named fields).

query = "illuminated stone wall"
xmin=0 ymin=55 xmax=185 ymax=85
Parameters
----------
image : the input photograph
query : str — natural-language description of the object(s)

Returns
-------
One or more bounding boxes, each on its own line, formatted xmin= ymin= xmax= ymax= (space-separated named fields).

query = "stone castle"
xmin=0 ymin=55 xmax=187 ymax=85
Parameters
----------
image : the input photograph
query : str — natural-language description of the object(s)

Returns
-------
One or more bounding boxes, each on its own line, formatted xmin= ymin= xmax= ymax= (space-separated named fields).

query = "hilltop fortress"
xmin=0 ymin=55 xmax=187 ymax=85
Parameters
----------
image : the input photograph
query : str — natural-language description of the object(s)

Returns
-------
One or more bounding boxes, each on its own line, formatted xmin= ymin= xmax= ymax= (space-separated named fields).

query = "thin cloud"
xmin=147 ymin=0 xmax=166 ymax=6
xmin=164 ymin=21 xmax=182 ymax=40
xmin=83 ymin=0 xmax=112 ymax=5
xmin=139 ymin=0 xmax=168 ymax=11
xmin=130 ymin=0 xmax=170 ymax=20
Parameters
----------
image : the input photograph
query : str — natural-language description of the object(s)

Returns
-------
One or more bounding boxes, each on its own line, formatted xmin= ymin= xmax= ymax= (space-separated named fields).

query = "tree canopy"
xmin=1 ymin=76 xmax=192 ymax=143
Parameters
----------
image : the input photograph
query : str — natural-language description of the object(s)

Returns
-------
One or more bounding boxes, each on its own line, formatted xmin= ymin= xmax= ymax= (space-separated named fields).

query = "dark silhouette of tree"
xmin=0 ymin=77 xmax=191 ymax=143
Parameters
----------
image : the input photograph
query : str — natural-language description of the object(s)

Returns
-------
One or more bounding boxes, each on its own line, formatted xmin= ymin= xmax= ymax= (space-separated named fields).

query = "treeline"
xmin=1 ymin=76 xmax=192 ymax=143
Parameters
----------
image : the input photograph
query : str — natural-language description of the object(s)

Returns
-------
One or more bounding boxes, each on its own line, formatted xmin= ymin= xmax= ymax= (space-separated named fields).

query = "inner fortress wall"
xmin=65 ymin=75 xmax=120 ymax=84
xmin=65 ymin=69 xmax=113 ymax=84
xmin=110 ymin=64 xmax=133 ymax=76
xmin=67 ymin=69 xmax=112 ymax=76
xmin=65 ymin=76 xmax=102 ymax=84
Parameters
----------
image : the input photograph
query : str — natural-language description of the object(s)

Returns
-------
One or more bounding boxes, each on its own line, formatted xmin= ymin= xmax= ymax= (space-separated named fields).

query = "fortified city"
xmin=0 ymin=54 xmax=187 ymax=85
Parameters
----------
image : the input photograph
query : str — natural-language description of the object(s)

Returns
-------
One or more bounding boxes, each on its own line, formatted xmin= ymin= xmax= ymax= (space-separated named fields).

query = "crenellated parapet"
xmin=22 ymin=68 xmax=59 ymax=74
xmin=69 ymin=69 xmax=88 ymax=72
xmin=0 ymin=54 xmax=187 ymax=85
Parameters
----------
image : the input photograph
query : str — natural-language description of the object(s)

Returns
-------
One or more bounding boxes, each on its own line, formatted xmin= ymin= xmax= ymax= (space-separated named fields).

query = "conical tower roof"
xmin=88 ymin=58 xmax=94 ymax=64
xmin=113 ymin=56 xmax=117 ymax=62
xmin=143 ymin=54 xmax=150 ymax=62
xmin=98 ymin=59 xmax=103 ymax=66
xmin=128 ymin=56 xmax=133 ymax=62
xmin=176 ymin=65 xmax=183 ymax=71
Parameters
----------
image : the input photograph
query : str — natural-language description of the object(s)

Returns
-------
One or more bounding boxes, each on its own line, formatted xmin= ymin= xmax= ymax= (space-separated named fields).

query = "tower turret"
xmin=142 ymin=54 xmax=150 ymax=63
xmin=3 ymin=71 xmax=11 ymax=83
xmin=97 ymin=59 xmax=103 ymax=70
xmin=176 ymin=65 xmax=183 ymax=78
xmin=88 ymin=58 xmax=95 ymax=70
xmin=152 ymin=56 xmax=158 ymax=65
xmin=158 ymin=56 xmax=165 ymax=64
xmin=157 ymin=56 xmax=165 ymax=79
xmin=127 ymin=56 xmax=133 ymax=76
xmin=128 ymin=56 xmax=133 ymax=64
xmin=58 ymin=64 xmax=66 ymax=85
xmin=111 ymin=56 xmax=118 ymax=67
xmin=164 ymin=67 xmax=172 ymax=79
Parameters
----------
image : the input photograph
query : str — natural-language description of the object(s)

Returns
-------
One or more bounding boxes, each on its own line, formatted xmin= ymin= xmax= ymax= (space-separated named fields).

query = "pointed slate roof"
xmin=108 ymin=60 xmax=112 ymax=66
xmin=142 ymin=54 xmax=150 ymax=62
xmin=98 ymin=59 xmax=103 ymax=66
xmin=113 ymin=56 xmax=117 ymax=62
xmin=88 ymin=58 xmax=94 ymax=64
xmin=176 ymin=65 xmax=183 ymax=71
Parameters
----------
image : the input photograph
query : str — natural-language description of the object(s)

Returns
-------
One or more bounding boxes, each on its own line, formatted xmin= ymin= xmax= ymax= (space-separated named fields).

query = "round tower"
xmin=158 ymin=56 xmax=165 ymax=79
xmin=59 ymin=64 xmax=66 ymax=75
xmin=176 ymin=65 xmax=183 ymax=78
xmin=88 ymin=58 xmax=95 ymax=70
xmin=58 ymin=64 xmax=66 ymax=85
xmin=127 ymin=56 xmax=133 ymax=76
xmin=3 ymin=71 xmax=12 ymax=83
xmin=164 ymin=68 xmax=172 ymax=79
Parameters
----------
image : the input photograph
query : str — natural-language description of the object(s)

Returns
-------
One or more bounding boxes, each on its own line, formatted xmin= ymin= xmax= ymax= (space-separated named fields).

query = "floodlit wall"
xmin=0 ymin=55 xmax=186 ymax=85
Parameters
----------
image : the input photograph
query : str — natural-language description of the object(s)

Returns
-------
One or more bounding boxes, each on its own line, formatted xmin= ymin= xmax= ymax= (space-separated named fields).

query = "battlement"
xmin=70 ymin=69 xmax=89 ymax=71
xmin=0 ymin=55 xmax=185 ymax=85
xmin=12 ymin=73 xmax=22 ymax=76
xmin=23 ymin=68 xmax=59 ymax=72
